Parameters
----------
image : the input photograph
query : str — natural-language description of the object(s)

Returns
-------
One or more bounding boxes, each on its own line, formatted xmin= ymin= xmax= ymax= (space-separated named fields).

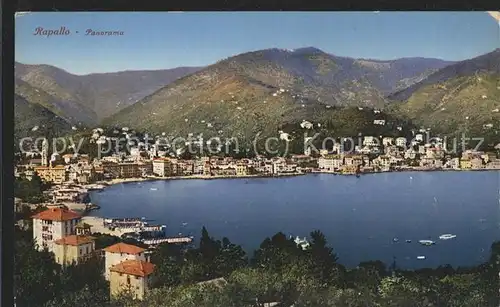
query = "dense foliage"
xmin=14 ymin=226 xmax=109 ymax=307
xmin=14 ymin=219 xmax=500 ymax=307
xmin=14 ymin=174 xmax=51 ymax=203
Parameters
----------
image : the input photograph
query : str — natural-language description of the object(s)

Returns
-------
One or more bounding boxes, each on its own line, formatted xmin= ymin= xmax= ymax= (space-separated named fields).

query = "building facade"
xmin=53 ymin=235 xmax=96 ymax=266
xmin=109 ymin=259 xmax=155 ymax=300
xmin=103 ymin=243 xmax=147 ymax=280
xmin=152 ymin=158 xmax=176 ymax=177
xmin=34 ymin=165 xmax=68 ymax=183
xmin=32 ymin=208 xmax=82 ymax=252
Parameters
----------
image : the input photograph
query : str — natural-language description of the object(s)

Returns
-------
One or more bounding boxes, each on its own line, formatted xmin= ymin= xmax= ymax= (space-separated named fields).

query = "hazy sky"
xmin=15 ymin=12 xmax=500 ymax=75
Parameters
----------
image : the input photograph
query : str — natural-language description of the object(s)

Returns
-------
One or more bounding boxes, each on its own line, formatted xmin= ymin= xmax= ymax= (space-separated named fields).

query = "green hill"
xmin=14 ymin=94 xmax=73 ymax=148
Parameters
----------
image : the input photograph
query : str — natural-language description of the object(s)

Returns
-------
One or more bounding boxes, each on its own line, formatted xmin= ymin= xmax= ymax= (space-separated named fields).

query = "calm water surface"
xmin=89 ymin=171 xmax=500 ymax=269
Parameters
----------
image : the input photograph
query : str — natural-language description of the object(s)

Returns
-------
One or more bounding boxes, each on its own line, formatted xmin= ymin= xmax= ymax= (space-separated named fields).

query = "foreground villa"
xmin=32 ymin=207 xmax=82 ymax=252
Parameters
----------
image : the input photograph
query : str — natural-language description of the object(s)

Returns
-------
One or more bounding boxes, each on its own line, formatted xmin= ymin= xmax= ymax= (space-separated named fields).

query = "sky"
xmin=15 ymin=12 xmax=500 ymax=75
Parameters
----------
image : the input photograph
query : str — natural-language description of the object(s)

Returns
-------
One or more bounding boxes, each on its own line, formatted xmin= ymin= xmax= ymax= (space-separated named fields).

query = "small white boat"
xmin=417 ymin=256 xmax=426 ymax=260
xmin=150 ymin=188 xmax=158 ymax=191
xmin=418 ymin=240 xmax=435 ymax=246
xmin=181 ymin=222 xmax=188 ymax=226
xmin=439 ymin=234 xmax=456 ymax=240
xmin=294 ymin=236 xmax=310 ymax=250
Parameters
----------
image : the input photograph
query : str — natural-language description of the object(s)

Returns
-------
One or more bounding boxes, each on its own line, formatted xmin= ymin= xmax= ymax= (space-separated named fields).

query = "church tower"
xmin=41 ymin=139 xmax=49 ymax=167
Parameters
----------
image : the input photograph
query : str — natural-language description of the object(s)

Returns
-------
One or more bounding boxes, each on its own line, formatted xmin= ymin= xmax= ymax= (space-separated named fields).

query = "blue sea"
xmin=89 ymin=171 xmax=500 ymax=269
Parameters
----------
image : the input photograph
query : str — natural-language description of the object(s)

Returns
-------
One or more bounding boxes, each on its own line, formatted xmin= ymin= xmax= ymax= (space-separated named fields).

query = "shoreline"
xmin=97 ymin=172 xmax=306 ymax=187
xmin=89 ymin=168 xmax=500 ymax=191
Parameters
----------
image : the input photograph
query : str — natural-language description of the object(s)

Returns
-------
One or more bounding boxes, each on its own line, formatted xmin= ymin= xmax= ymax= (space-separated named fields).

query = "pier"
xmin=143 ymin=236 xmax=194 ymax=246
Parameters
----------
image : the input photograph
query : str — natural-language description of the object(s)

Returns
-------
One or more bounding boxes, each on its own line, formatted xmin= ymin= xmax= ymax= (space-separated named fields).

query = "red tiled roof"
xmin=103 ymin=242 xmax=145 ymax=255
xmin=54 ymin=235 xmax=95 ymax=246
xmin=110 ymin=259 xmax=155 ymax=277
xmin=32 ymin=208 xmax=81 ymax=221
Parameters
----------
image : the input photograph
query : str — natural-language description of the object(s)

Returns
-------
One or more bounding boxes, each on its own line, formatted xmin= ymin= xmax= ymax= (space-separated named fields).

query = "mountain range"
xmin=388 ymin=48 xmax=500 ymax=140
xmin=103 ymin=47 xmax=453 ymax=142
xmin=14 ymin=62 xmax=202 ymax=123
xmin=14 ymin=47 xmax=500 ymax=149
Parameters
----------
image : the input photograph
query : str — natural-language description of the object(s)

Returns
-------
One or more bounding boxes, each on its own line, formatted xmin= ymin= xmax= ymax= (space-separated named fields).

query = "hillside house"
xmin=109 ymin=260 xmax=155 ymax=300
xmin=32 ymin=207 xmax=82 ymax=252
xmin=53 ymin=235 xmax=96 ymax=267
xmin=103 ymin=243 xmax=147 ymax=280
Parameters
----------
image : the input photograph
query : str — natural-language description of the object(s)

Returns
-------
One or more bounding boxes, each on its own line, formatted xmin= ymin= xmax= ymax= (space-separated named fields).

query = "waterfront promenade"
xmin=97 ymin=172 xmax=305 ymax=187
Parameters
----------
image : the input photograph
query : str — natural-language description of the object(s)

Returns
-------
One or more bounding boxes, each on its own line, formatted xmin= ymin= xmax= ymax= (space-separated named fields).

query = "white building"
xmin=318 ymin=156 xmax=343 ymax=171
xmin=382 ymin=137 xmax=394 ymax=147
xmin=272 ymin=159 xmax=286 ymax=174
xmin=445 ymin=158 xmax=460 ymax=170
xmin=404 ymin=148 xmax=417 ymax=160
xmin=103 ymin=243 xmax=147 ymax=280
xmin=152 ymin=158 xmax=176 ymax=177
xmin=395 ymin=137 xmax=407 ymax=148
xmin=32 ymin=207 xmax=82 ymax=252
xmin=362 ymin=136 xmax=377 ymax=147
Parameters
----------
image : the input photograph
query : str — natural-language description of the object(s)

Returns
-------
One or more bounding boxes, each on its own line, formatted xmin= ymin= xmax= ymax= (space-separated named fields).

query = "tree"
xmin=215 ymin=237 xmax=248 ymax=277
xmin=14 ymin=240 xmax=60 ymax=306
xmin=437 ymin=273 xmax=489 ymax=307
xmin=305 ymin=230 xmax=340 ymax=287
xmin=44 ymin=286 xmax=111 ymax=307
xmin=150 ymin=243 xmax=184 ymax=287
xmin=348 ymin=260 xmax=387 ymax=294
xmin=14 ymin=174 xmax=51 ymax=203
xmin=378 ymin=275 xmax=435 ymax=307
xmin=57 ymin=255 xmax=108 ymax=296
xmin=252 ymin=232 xmax=301 ymax=272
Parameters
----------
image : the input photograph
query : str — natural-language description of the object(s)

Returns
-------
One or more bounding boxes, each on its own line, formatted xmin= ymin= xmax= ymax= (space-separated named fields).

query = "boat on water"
xmin=439 ymin=234 xmax=457 ymax=240
xmin=418 ymin=240 xmax=436 ymax=246
xmin=406 ymin=239 xmax=412 ymax=243
xmin=293 ymin=236 xmax=310 ymax=250
xmin=181 ymin=222 xmax=188 ymax=226
xmin=393 ymin=238 xmax=399 ymax=243
xmin=86 ymin=184 xmax=107 ymax=191
xmin=150 ymin=188 xmax=158 ymax=191
xmin=417 ymin=256 xmax=426 ymax=260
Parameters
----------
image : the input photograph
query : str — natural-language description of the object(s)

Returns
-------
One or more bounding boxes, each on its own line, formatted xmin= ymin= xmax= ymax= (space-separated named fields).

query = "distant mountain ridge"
xmin=20 ymin=46 xmax=500 ymax=146
xmin=388 ymin=49 xmax=500 ymax=146
xmin=389 ymin=48 xmax=500 ymax=101
xmin=14 ymin=62 xmax=203 ymax=124
xmin=103 ymin=47 xmax=451 ymax=142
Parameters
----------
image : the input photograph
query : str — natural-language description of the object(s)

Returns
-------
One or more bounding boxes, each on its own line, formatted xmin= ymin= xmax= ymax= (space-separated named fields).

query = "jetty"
xmin=143 ymin=236 xmax=194 ymax=246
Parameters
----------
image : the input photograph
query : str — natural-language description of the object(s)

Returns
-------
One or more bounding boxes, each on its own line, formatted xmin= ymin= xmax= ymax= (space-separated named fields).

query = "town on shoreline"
xmin=14 ymin=127 xmax=500 ymax=213
xmin=14 ymin=127 xmax=500 ymax=303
